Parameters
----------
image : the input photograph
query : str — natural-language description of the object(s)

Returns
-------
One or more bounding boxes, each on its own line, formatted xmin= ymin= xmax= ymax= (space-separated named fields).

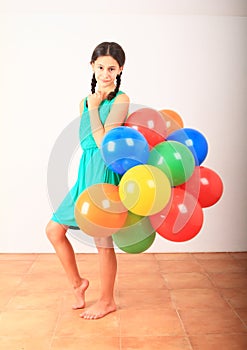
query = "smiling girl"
xmin=46 ymin=42 xmax=129 ymax=320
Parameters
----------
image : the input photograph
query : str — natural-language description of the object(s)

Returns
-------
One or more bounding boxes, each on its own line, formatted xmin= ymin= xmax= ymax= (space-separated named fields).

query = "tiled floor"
xmin=0 ymin=252 xmax=247 ymax=350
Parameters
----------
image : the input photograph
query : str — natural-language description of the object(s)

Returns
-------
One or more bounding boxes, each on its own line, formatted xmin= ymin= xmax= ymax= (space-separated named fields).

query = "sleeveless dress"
xmin=51 ymin=91 xmax=124 ymax=229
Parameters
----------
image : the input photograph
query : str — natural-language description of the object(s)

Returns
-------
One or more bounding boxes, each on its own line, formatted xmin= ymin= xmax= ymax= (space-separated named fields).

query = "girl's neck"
xmin=97 ymin=85 xmax=116 ymax=99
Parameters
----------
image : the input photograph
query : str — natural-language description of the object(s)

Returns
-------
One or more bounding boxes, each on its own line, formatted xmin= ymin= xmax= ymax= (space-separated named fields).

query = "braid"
xmin=107 ymin=72 xmax=122 ymax=100
xmin=91 ymin=73 xmax=97 ymax=94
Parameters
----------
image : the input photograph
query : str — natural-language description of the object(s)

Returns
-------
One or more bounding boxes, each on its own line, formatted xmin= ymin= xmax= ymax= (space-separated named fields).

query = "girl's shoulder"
xmin=79 ymin=97 xmax=87 ymax=116
xmin=114 ymin=91 xmax=130 ymax=103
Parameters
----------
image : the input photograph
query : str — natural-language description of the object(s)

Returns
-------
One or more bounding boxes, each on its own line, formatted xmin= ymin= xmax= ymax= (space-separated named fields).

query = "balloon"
xmin=101 ymin=126 xmax=149 ymax=175
xmin=113 ymin=212 xmax=156 ymax=253
xmin=125 ymin=107 xmax=167 ymax=148
xmin=148 ymin=141 xmax=195 ymax=186
xmin=74 ymin=183 xmax=128 ymax=237
xmin=159 ymin=109 xmax=184 ymax=135
xmin=119 ymin=164 xmax=171 ymax=216
xmin=150 ymin=187 xmax=204 ymax=242
xmin=167 ymin=128 xmax=208 ymax=165
xmin=179 ymin=166 xmax=224 ymax=208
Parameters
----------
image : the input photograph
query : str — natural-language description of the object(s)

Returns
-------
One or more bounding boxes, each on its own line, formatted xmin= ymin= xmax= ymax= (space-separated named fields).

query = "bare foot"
xmin=80 ymin=300 xmax=116 ymax=320
xmin=72 ymin=278 xmax=89 ymax=310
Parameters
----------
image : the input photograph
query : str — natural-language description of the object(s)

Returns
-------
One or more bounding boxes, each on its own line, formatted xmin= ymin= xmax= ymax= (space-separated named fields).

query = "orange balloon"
xmin=74 ymin=183 xmax=128 ymax=237
xmin=159 ymin=109 xmax=184 ymax=136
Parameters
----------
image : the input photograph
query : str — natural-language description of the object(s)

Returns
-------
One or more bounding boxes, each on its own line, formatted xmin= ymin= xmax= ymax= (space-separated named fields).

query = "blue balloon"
xmin=167 ymin=128 xmax=208 ymax=165
xmin=101 ymin=126 xmax=149 ymax=175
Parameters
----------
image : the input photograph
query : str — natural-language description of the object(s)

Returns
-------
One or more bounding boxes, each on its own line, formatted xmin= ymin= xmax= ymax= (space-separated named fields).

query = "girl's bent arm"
xmin=79 ymin=99 xmax=84 ymax=116
xmin=89 ymin=93 xmax=129 ymax=148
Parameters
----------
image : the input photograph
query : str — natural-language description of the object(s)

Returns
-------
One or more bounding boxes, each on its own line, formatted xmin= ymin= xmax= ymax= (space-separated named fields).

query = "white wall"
xmin=0 ymin=1 xmax=246 ymax=252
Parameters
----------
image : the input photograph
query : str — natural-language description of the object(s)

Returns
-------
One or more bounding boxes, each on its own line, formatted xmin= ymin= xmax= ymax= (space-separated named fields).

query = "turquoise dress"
xmin=51 ymin=91 xmax=124 ymax=228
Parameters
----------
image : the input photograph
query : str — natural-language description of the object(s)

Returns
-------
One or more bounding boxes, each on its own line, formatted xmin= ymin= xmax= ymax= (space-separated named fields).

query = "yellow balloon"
xmin=119 ymin=164 xmax=171 ymax=216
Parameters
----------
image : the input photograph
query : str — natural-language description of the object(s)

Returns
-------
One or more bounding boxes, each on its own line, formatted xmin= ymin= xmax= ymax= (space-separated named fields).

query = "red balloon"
xmin=125 ymin=108 xmax=167 ymax=148
xmin=149 ymin=188 xmax=204 ymax=242
xmin=179 ymin=166 xmax=224 ymax=208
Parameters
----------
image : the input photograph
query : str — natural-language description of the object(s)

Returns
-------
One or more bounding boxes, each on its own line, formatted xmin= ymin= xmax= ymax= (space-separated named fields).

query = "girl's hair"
xmin=90 ymin=42 xmax=125 ymax=100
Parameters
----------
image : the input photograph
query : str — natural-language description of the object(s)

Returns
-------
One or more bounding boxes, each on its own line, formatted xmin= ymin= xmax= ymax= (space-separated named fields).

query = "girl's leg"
xmin=46 ymin=220 xmax=89 ymax=309
xmin=81 ymin=236 xmax=117 ymax=320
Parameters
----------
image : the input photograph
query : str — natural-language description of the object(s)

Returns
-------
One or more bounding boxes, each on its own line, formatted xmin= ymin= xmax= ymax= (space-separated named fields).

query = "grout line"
xmin=2 ymin=257 xmax=39 ymax=311
xmin=2 ymin=252 xmax=247 ymax=348
xmin=48 ymin=294 xmax=67 ymax=349
xmin=216 ymin=288 xmax=247 ymax=331
xmin=169 ymin=287 xmax=194 ymax=350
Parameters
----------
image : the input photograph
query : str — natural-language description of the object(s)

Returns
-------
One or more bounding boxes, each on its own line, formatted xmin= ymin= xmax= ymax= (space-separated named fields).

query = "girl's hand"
xmin=87 ymin=92 xmax=103 ymax=110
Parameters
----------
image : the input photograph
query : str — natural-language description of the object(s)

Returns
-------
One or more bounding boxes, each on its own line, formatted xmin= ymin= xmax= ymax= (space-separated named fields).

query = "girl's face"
xmin=91 ymin=55 xmax=123 ymax=91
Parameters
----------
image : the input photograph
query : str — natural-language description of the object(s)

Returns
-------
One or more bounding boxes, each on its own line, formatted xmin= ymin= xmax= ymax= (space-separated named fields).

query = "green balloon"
xmin=148 ymin=141 xmax=195 ymax=186
xmin=112 ymin=212 xmax=156 ymax=254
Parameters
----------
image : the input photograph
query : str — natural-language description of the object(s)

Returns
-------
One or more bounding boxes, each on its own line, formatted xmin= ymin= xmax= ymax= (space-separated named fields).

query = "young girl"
xmin=46 ymin=42 xmax=130 ymax=320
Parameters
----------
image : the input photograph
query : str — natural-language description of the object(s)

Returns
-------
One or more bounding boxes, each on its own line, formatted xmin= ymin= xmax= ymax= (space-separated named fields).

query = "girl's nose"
xmin=102 ymin=69 xmax=109 ymax=78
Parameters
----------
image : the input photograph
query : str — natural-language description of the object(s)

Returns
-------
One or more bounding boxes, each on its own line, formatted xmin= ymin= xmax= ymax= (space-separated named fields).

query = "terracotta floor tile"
xmin=55 ymin=309 xmax=120 ymax=337
xmin=158 ymin=260 xmax=203 ymax=273
xmin=0 ymin=336 xmax=51 ymax=350
xmin=77 ymin=260 xmax=100 ymax=274
xmin=121 ymin=336 xmax=192 ymax=350
xmin=189 ymin=334 xmax=247 ymax=350
xmin=0 ymin=291 xmax=14 ymax=310
xmin=117 ymin=260 xmax=160 ymax=274
xmin=36 ymin=253 xmax=62 ymax=261
xmin=196 ymin=259 xmax=246 ymax=273
xmin=0 ymin=274 xmax=23 ymax=292
xmin=163 ymin=272 xmax=214 ymax=289
xmin=6 ymin=290 xmax=63 ymax=310
xmin=155 ymin=253 xmax=195 ymax=261
xmin=230 ymin=252 xmax=247 ymax=260
xmin=235 ymin=259 xmax=247 ymax=269
xmin=117 ymin=253 xmax=156 ymax=261
xmin=75 ymin=253 xmax=100 ymax=261
xmin=117 ymin=273 xmax=166 ymax=290
xmin=209 ymin=272 xmax=247 ymax=289
xmin=235 ymin=308 xmax=247 ymax=325
xmin=28 ymin=260 xmax=66 ymax=275
xmin=220 ymin=288 xmax=247 ymax=308
xmin=193 ymin=253 xmax=234 ymax=260
xmin=16 ymin=273 xmax=69 ymax=292
xmin=178 ymin=308 xmax=247 ymax=335
xmin=1 ymin=252 xmax=247 ymax=349
xmin=86 ymin=277 xmax=101 ymax=290
xmin=118 ymin=289 xmax=173 ymax=310
xmin=171 ymin=289 xmax=229 ymax=310
xmin=0 ymin=253 xmax=38 ymax=261
xmin=0 ymin=260 xmax=34 ymax=274
xmin=51 ymin=336 xmax=120 ymax=350
xmin=120 ymin=308 xmax=185 ymax=336
xmin=0 ymin=310 xmax=57 ymax=337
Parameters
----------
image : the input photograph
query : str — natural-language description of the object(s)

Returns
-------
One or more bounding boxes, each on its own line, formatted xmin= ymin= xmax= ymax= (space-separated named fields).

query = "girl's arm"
xmin=79 ymin=98 xmax=84 ymax=116
xmin=88 ymin=93 xmax=129 ymax=148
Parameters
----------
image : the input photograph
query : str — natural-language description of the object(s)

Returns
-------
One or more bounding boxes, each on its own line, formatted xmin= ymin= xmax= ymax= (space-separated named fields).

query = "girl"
xmin=46 ymin=42 xmax=130 ymax=320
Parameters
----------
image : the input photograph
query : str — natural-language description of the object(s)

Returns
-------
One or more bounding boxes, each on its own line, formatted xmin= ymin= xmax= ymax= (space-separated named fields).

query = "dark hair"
xmin=90 ymin=42 xmax=125 ymax=100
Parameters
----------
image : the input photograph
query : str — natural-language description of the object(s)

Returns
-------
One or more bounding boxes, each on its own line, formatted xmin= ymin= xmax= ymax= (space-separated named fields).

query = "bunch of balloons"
xmin=75 ymin=107 xmax=224 ymax=253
